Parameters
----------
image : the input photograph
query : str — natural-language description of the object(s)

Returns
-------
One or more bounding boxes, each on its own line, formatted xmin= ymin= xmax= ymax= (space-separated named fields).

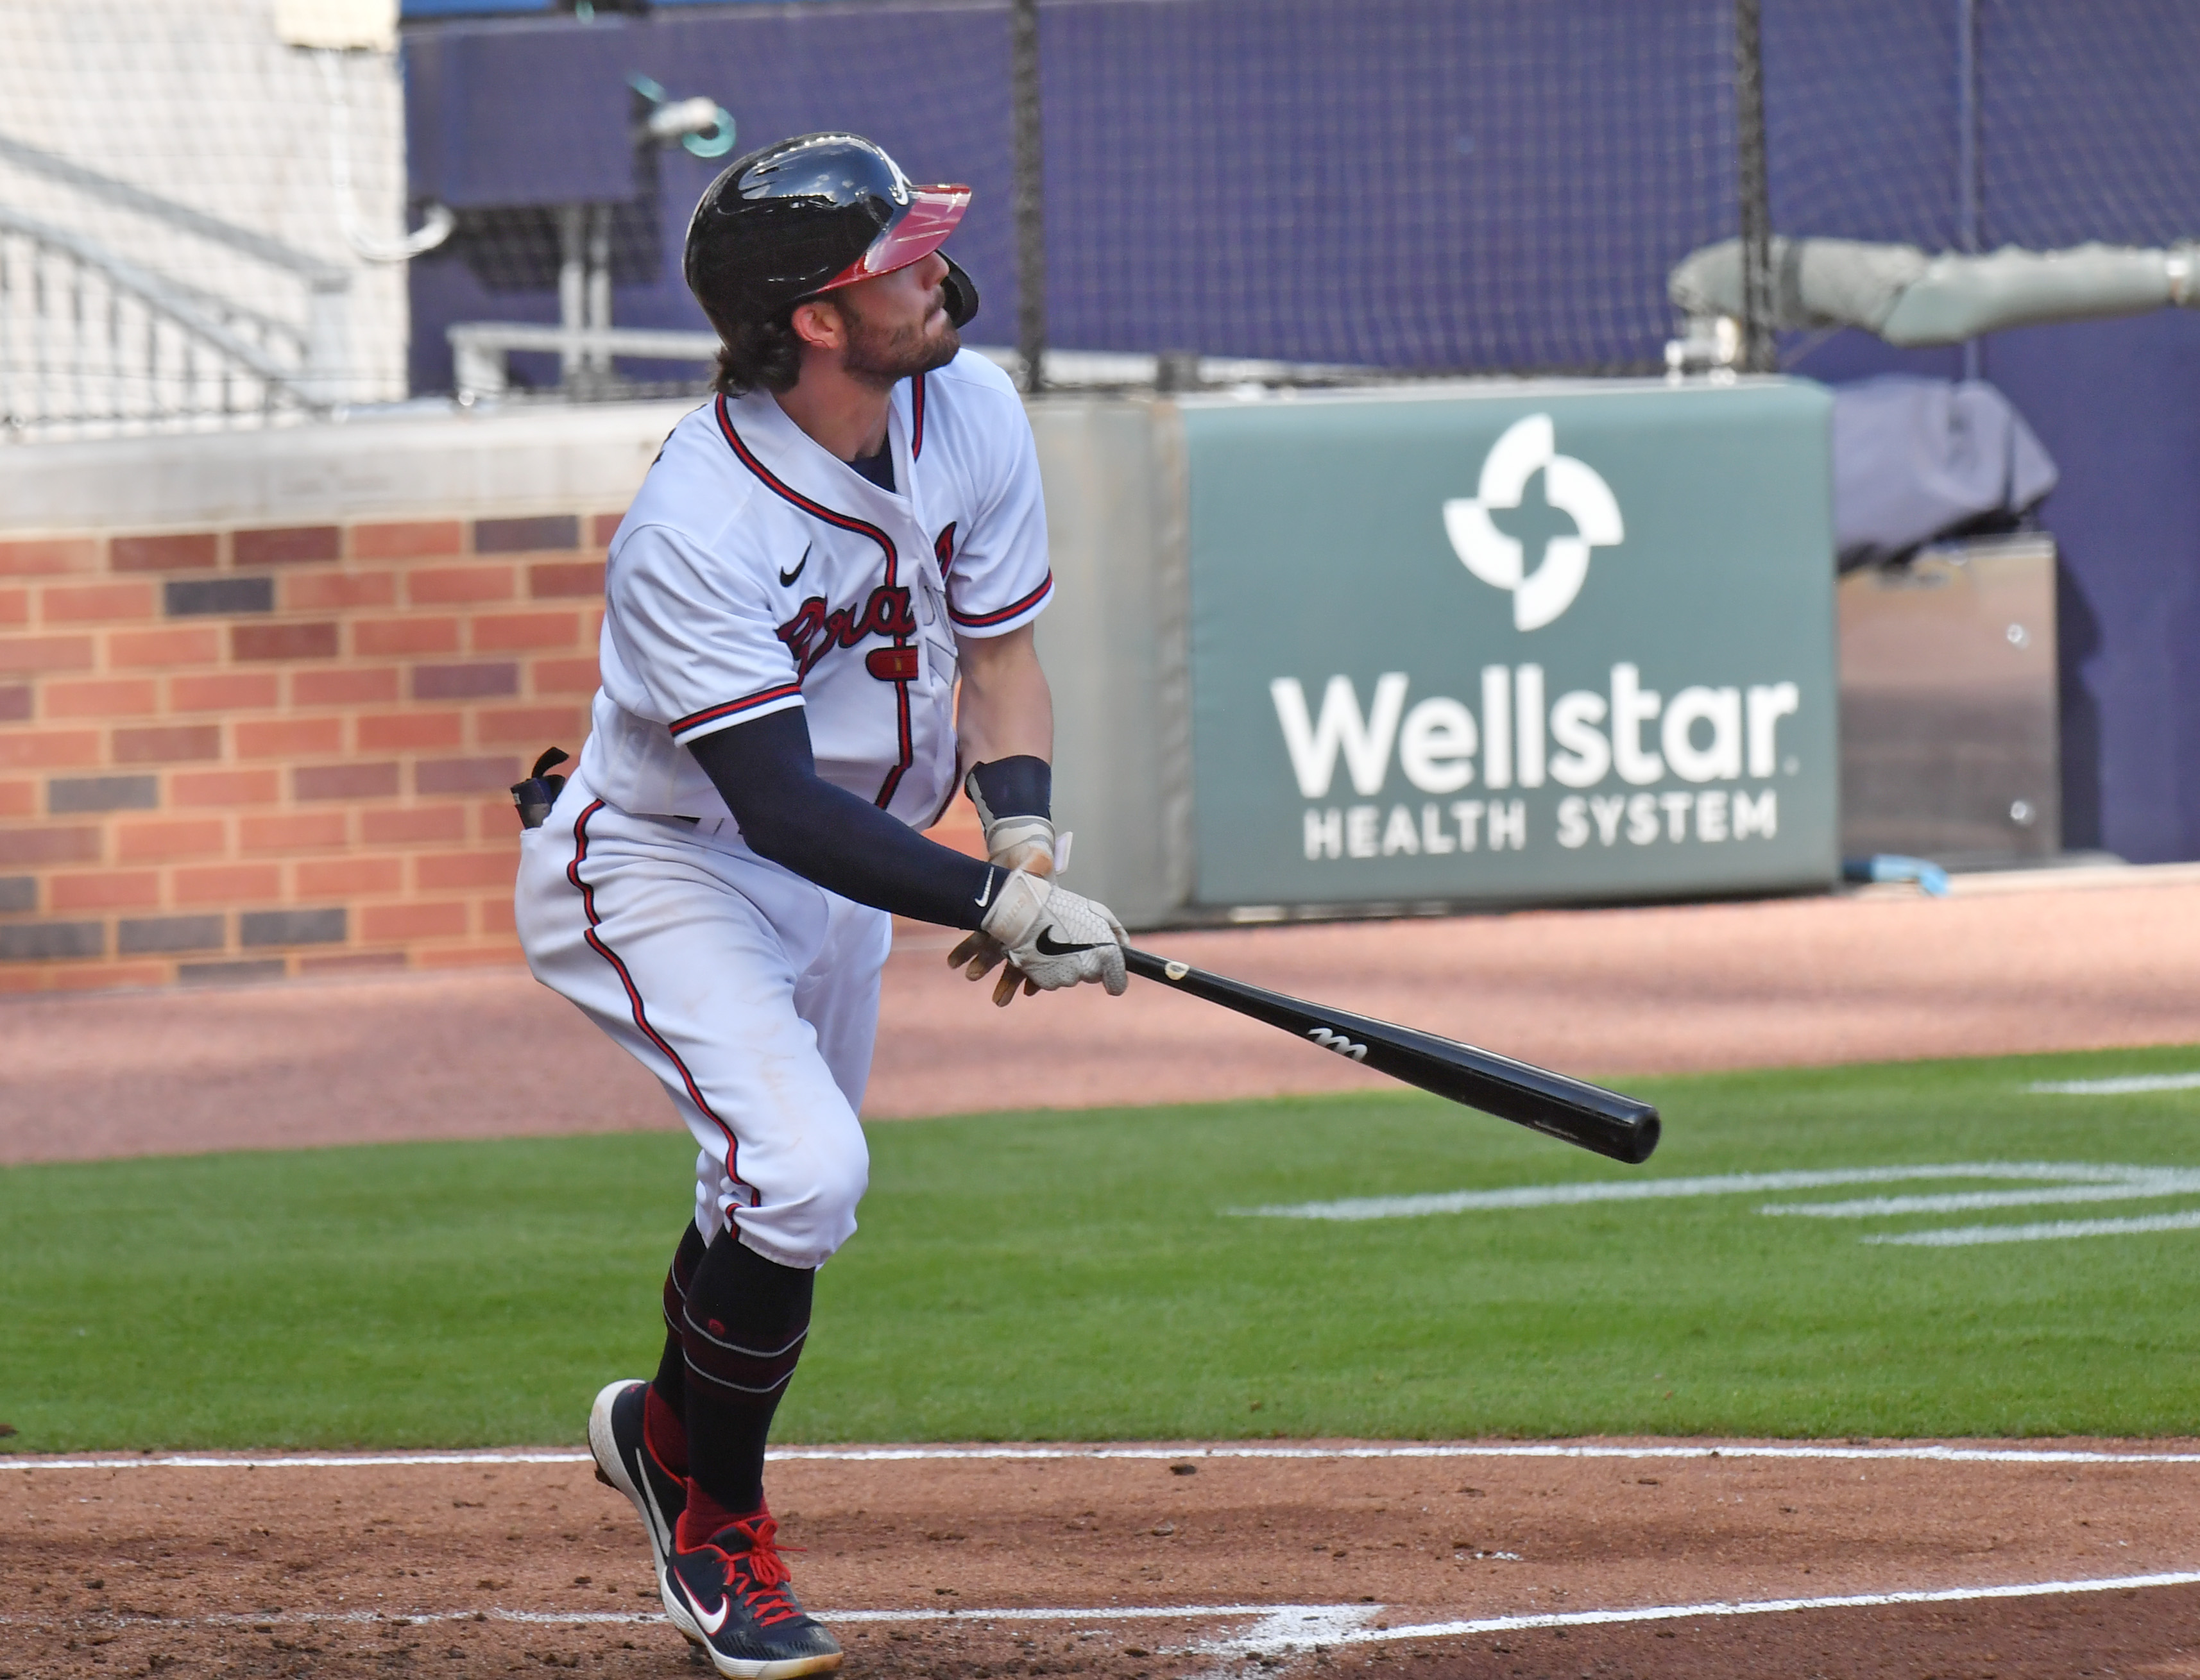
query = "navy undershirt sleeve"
xmin=686 ymin=706 xmax=1001 ymax=930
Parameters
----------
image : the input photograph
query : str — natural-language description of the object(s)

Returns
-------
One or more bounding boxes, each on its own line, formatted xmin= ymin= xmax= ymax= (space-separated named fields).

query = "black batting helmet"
xmin=683 ymin=132 xmax=979 ymax=338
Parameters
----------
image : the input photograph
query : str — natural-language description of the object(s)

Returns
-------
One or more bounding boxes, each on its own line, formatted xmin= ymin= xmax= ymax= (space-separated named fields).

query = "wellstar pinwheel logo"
xmin=1443 ymin=414 xmax=1624 ymax=631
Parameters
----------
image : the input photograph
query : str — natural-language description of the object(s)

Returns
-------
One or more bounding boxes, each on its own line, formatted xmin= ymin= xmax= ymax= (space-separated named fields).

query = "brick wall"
xmin=0 ymin=507 xmax=994 ymax=992
xmin=0 ymin=511 xmax=625 ymax=990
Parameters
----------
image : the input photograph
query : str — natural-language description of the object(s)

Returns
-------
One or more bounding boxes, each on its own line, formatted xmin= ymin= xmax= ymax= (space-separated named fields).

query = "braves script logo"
xmin=777 ymin=586 xmax=917 ymax=679
xmin=1443 ymin=414 xmax=1624 ymax=631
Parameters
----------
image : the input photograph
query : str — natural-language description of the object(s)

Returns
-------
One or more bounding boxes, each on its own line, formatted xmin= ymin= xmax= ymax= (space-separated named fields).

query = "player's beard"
xmin=837 ymin=287 xmax=960 ymax=387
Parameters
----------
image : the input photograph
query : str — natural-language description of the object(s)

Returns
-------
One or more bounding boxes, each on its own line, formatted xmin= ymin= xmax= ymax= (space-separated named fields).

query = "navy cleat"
xmin=587 ymin=1379 xmax=688 ymax=1605
xmin=662 ymin=1511 xmax=843 ymax=1679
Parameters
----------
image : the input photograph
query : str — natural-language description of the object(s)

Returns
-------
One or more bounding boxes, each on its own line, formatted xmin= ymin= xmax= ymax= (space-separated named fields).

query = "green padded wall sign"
xmin=1181 ymin=378 xmax=1838 ymax=909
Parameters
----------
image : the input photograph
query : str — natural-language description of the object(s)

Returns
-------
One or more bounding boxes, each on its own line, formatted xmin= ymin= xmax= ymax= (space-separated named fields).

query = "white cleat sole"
xmin=588 ymin=1378 xmax=702 ymax=1652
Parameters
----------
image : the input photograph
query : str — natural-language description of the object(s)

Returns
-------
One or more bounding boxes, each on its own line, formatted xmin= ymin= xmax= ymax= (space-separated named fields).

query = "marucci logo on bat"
xmin=1307 ymin=1028 xmax=1369 ymax=1062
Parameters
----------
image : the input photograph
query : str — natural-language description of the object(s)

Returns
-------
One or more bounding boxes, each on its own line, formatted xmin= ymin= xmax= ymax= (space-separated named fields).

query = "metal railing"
xmin=0 ymin=132 xmax=352 ymax=440
xmin=447 ymin=321 xmax=1369 ymax=403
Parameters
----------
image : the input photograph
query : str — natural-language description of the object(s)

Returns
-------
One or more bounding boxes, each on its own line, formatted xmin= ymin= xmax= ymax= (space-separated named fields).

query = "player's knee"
xmin=808 ymin=1135 xmax=870 ymax=1244
xmin=739 ymin=1129 xmax=868 ymax=1269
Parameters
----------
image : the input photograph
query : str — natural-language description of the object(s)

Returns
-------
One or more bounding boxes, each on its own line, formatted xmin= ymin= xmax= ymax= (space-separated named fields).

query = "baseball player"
xmin=511 ymin=133 xmax=1128 ymax=1678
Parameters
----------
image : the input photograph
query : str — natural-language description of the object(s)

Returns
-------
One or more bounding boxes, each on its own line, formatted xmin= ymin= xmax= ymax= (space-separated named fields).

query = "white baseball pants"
xmin=513 ymin=776 xmax=887 ymax=1269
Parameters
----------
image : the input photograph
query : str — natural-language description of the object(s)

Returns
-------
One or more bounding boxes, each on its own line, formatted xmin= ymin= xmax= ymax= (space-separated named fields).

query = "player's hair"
xmin=711 ymin=309 xmax=805 ymax=397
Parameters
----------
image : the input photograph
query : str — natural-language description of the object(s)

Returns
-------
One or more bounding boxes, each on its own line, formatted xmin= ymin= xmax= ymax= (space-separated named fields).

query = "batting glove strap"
xmin=983 ymin=813 xmax=1058 ymax=875
xmin=980 ymin=869 xmax=1129 ymax=996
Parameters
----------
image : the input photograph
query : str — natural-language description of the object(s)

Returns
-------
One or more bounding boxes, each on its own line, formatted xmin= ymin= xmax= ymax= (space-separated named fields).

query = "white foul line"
xmin=1864 ymin=1210 xmax=2200 ymax=1246
xmin=1233 ymin=1161 xmax=2200 ymax=1246
xmin=9 ymin=1574 xmax=2200 ymax=1646
xmin=15 ymin=1441 xmax=2200 ymax=1471
xmin=1233 ymin=1163 xmax=2184 ymax=1222
xmin=0 ymin=1604 xmax=1296 ymax=1631
xmin=10 ymin=1450 xmax=597 ymax=1470
xmin=1320 ymin=1570 xmax=2200 ymax=1648
xmin=2028 ymin=1071 xmax=2200 ymax=1095
xmin=1761 ymin=1175 xmax=2200 ymax=1218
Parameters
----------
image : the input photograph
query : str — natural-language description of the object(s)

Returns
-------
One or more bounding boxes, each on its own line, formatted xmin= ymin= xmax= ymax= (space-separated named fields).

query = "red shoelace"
xmin=721 ymin=1513 xmax=803 ymax=1625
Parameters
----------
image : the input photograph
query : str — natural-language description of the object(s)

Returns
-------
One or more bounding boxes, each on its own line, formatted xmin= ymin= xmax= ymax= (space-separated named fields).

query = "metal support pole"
xmin=586 ymin=203 xmax=614 ymax=380
xmin=302 ymin=276 xmax=351 ymax=411
xmin=1956 ymin=0 xmax=1982 ymax=381
xmin=1010 ymin=0 xmax=1046 ymax=395
xmin=557 ymin=203 xmax=586 ymax=389
xmin=1733 ymin=0 xmax=1775 ymax=373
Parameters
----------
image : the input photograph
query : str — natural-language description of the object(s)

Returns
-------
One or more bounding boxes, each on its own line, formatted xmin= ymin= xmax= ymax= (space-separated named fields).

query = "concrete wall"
xmin=1027 ymin=396 xmax=1193 ymax=929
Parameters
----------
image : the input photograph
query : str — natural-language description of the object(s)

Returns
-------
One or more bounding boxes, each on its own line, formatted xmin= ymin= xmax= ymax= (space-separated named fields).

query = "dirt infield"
xmin=7 ymin=1441 xmax=2198 ymax=1679
xmin=7 ymin=866 xmax=2200 ymax=1166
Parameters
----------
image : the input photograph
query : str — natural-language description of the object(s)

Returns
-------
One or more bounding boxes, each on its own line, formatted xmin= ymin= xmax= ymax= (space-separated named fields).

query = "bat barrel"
xmin=1123 ymin=946 xmax=1660 ymax=1165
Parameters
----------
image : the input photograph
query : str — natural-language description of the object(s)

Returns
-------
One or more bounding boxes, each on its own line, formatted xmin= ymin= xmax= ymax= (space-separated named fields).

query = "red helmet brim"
xmin=817 ymin=185 xmax=971 ymax=290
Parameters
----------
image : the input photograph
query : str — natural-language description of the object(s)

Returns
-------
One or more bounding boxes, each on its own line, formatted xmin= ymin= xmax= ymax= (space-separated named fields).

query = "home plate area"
xmin=9 ymin=1443 xmax=2200 ymax=1679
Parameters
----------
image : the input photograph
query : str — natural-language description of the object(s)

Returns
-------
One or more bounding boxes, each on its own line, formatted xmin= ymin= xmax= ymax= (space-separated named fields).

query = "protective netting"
xmin=1038 ymin=0 xmax=1736 ymax=373
xmin=1765 ymin=0 xmax=2200 ymax=256
xmin=2 ymin=0 xmax=2197 ymax=434
xmin=1975 ymin=4 xmax=2200 ymax=252
xmin=0 ymin=0 xmax=413 ymax=438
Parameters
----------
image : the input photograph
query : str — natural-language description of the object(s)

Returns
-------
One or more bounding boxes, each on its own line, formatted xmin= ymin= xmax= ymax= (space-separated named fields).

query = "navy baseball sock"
xmin=647 ymin=1221 xmax=709 ymax=1475
xmin=677 ymin=1226 xmax=814 ymax=1545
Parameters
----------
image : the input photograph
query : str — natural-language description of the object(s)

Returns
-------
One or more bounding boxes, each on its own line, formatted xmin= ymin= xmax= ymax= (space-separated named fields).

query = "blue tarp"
xmin=1832 ymin=377 xmax=2058 ymax=572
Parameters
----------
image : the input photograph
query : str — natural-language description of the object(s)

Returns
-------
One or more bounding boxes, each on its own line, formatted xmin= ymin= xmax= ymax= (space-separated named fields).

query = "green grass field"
xmin=6 ymin=1042 xmax=2200 ymax=1452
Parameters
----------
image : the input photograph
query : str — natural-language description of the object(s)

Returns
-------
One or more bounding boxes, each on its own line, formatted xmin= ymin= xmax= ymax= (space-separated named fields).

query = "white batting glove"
xmin=978 ymin=869 xmax=1128 ymax=997
xmin=947 ymin=812 xmax=1061 ymax=1006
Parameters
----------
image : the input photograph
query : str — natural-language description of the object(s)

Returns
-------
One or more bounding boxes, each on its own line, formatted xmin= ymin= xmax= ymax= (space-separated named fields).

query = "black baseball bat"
xmin=1122 ymin=947 xmax=1660 ymax=1165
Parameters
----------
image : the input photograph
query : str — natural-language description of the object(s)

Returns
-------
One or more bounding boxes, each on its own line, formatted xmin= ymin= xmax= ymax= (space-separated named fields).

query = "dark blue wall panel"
xmin=403 ymin=3 xmax=1015 ymax=393
xmin=1988 ymin=314 xmax=2200 ymax=863
xmin=406 ymin=19 xmax=636 ymax=208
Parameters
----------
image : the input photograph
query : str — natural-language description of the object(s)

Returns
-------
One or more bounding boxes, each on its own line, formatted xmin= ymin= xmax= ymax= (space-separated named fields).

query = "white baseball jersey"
xmin=578 ymin=347 xmax=1053 ymax=833
xmin=521 ymin=349 xmax=1053 ymax=1263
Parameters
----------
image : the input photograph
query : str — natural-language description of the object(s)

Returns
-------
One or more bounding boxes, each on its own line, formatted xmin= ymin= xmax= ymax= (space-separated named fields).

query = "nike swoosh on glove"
xmin=978 ymin=869 xmax=1129 ymax=996
xmin=948 ymin=817 xmax=1059 ymax=1006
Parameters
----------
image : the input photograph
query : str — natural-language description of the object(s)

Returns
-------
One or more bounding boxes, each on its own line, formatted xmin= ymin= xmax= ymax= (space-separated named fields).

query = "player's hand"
xmin=946 ymin=833 xmax=1055 ymax=1005
xmin=946 ymin=927 xmax=1033 ymax=1005
xmin=976 ymin=869 xmax=1128 ymax=997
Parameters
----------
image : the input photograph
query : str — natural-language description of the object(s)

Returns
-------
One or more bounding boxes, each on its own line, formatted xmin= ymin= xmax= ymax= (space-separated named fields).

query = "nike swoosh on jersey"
xmin=1034 ymin=930 xmax=1100 ymax=956
xmin=679 ymin=1577 xmax=731 ymax=1636
xmin=778 ymin=545 xmax=811 ymax=587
